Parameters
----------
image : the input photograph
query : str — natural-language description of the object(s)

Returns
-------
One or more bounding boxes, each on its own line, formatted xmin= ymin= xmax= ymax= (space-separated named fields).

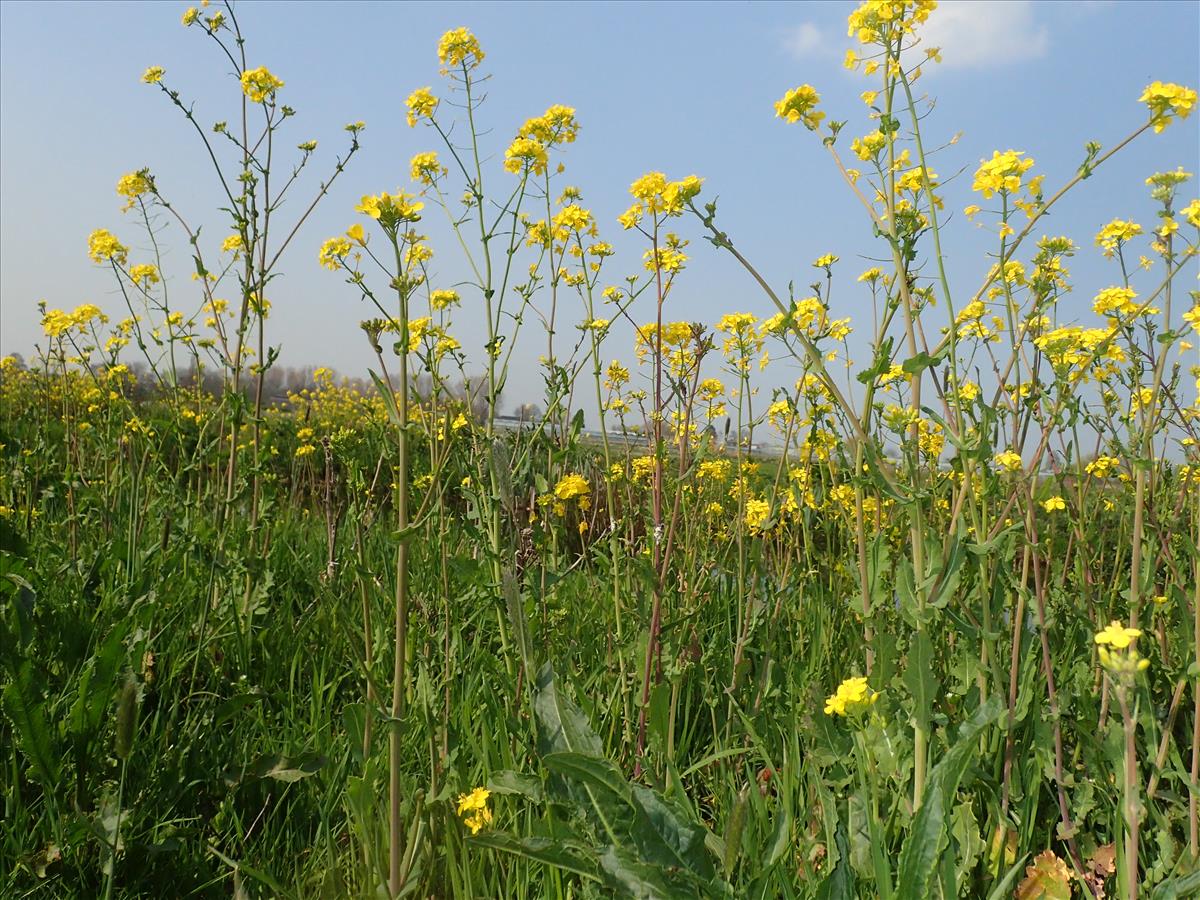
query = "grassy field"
xmin=3 ymin=2 xmax=1200 ymax=897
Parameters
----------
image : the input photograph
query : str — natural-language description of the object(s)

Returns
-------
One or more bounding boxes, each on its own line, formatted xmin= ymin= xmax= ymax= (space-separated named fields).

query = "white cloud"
xmin=782 ymin=22 xmax=829 ymax=59
xmin=917 ymin=0 xmax=1050 ymax=70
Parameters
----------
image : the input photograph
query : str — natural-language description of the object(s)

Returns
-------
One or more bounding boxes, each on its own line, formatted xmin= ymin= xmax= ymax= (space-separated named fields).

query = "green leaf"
xmin=1151 ymin=870 xmax=1200 ymax=899
xmin=2 ymin=660 xmax=59 ymax=786
xmin=902 ymin=629 xmax=939 ymax=734
xmin=503 ymin=570 xmax=535 ymax=682
xmin=224 ymin=751 xmax=327 ymax=786
xmin=533 ymin=663 xmax=603 ymax=758
xmin=985 ymin=854 xmax=1029 ymax=900
xmin=901 ymin=349 xmax=947 ymax=377
xmin=368 ymin=369 xmax=403 ymax=427
xmin=597 ymin=845 xmax=695 ymax=899
xmin=214 ymin=690 xmax=266 ymax=726
xmin=896 ymin=694 xmax=1003 ymax=900
xmin=816 ymin=818 xmax=856 ymax=900
xmin=470 ymin=833 xmax=598 ymax=882
xmin=486 ymin=770 xmax=544 ymax=803
xmin=629 ymin=784 xmax=714 ymax=879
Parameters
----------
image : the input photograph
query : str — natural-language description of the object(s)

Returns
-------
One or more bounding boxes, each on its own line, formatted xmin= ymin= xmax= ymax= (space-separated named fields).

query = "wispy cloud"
xmin=782 ymin=2 xmax=1056 ymax=71
xmin=917 ymin=1 xmax=1050 ymax=70
xmin=781 ymin=22 xmax=829 ymax=59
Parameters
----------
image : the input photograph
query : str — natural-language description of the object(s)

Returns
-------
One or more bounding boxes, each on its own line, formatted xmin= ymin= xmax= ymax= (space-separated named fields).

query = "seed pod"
xmin=723 ymin=785 xmax=749 ymax=876
xmin=114 ymin=676 xmax=139 ymax=760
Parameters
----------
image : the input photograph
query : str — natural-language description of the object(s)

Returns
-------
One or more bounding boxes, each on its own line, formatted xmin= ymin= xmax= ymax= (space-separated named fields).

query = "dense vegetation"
xmin=2 ymin=2 xmax=1199 ymax=897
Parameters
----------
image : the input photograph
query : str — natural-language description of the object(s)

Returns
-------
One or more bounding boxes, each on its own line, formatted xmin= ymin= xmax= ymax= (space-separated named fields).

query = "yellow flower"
xmin=774 ymin=85 xmax=824 ymax=130
xmin=116 ymin=170 xmax=152 ymax=210
xmin=972 ymin=150 xmax=1035 ymax=199
xmin=1139 ymin=81 xmax=1198 ymax=132
xmin=812 ymin=253 xmax=839 ymax=268
xmin=221 ymin=234 xmax=243 ymax=254
xmin=1094 ymin=219 xmax=1143 ymax=257
xmin=142 ymin=66 xmax=165 ymax=84
xmin=129 ymin=263 xmax=160 ymax=286
xmin=410 ymin=151 xmax=446 ymax=185
xmin=1182 ymin=304 xmax=1200 ymax=335
xmin=1042 ymin=496 xmax=1066 ymax=513
xmin=519 ymin=105 xmax=580 ymax=146
xmin=356 ymin=191 xmax=424 ymax=226
xmin=994 ymin=450 xmax=1023 ymax=473
xmin=824 ymin=676 xmax=878 ymax=717
xmin=182 ymin=7 xmax=199 ymax=26
xmin=240 ymin=67 xmax=284 ymax=104
xmin=744 ymin=498 xmax=771 ymax=534
xmin=554 ymin=473 xmax=590 ymax=502
xmin=88 ymin=229 xmax=129 ymax=265
xmin=456 ymin=787 xmax=492 ymax=835
xmin=430 ymin=289 xmax=460 ymax=310
xmin=438 ymin=27 xmax=485 ymax=71
xmin=405 ymin=87 xmax=438 ymax=127
xmin=1092 ymin=286 xmax=1140 ymax=318
xmin=1095 ymin=621 xmax=1141 ymax=650
xmin=319 ymin=237 xmax=351 ymax=271
xmin=503 ymin=137 xmax=548 ymax=176
xmin=1094 ymin=620 xmax=1151 ymax=674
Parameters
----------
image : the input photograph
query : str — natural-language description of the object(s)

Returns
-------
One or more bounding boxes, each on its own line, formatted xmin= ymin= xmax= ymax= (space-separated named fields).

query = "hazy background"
xmin=1 ymin=0 xmax=1197 ymax=415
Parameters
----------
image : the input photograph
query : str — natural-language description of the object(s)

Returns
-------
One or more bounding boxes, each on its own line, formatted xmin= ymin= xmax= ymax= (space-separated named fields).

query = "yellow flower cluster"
xmin=1094 ymin=219 xmax=1143 ymax=257
xmin=410 ymin=151 xmax=446 ymax=185
xmin=993 ymin=450 xmax=1023 ymax=473
xmin=240 ymin=66 xmax=284 ymax=104
xmin=438 ymin=27 xmax=485 ymax=71
xmin=824 ymin=676 xmax=879 ymax=717
xmin=846 ymin=0 xmax=937 ymax=46
xmin=355 ymin=191 xmax=424 ymax=227
xmin=1094 ymin=621 xmax=1150 ymax=674
xmin=554 ymin=473 xmax=590 ymax=502
xmin=87 ymin=228 xmax=129 ymax=265
xmin=518 ymin=105 xmax=580 ymax=147
xmin=618 ymin=172 xmax=703 ymax=230
xmin=129 ymin=263 xmax=160 ymax=286
xmin=1092 ymin=286 xmax=1143 ymax=319
xmin=43 ymin=303 xmax=108 ymax=339
xmin=456 ymin=787 xmax=492 ymax=835
xmin=116 ymin=170 xmax=152 ymax=211
xmin=318 ymin=237 xmax=352 ymax=271
xmin=1085 ymin=455 xmax=1121 ymax=478
xmin=972 ymin=150 xmax=1035 ymax=199
xmin=743 ymin=498 xmax=771 ymax=534
xmin=1034 ymin=326 xmax=1125 ymax=382
xmin=503 ymin=137 xmax=548 ymax=176
xmin=774 ymin=85 xmax=824 ymax=130
xmin=1138 ymin=81 xmax=1198 ymax=132
xmin=405 ymin=87 xmax=439 ymax=128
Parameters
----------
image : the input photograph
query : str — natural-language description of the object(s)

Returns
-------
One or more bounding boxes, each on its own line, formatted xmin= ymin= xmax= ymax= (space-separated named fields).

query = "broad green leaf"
xmin=470 ymin=833 xmax=598 ymax=882
xmin=597 ymin=845 xmax=696 ymax=899
xmin=895 ymin=694 xmax=1002 ymax=900
xmin=902 ymin=629 xmax=939 ymax=735
xmin=486 ymin=770 xmax=544 ymax=803
xmin=224 ymin=751 xmax=327 ymax=786
xmin=816 ymin=818 xmax=856 ymax=900
xmin=2 ymin=660 xmax=58 ymax=786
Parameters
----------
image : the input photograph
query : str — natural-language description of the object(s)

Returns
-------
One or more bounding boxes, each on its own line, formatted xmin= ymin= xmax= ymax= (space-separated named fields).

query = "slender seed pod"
xmin=114 ymin=676 xmax=139 ymax=761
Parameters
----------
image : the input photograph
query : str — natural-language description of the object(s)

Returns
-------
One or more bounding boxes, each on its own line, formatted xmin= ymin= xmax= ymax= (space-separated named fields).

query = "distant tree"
xmin=513 ymin=402 xmax=542 ymax=423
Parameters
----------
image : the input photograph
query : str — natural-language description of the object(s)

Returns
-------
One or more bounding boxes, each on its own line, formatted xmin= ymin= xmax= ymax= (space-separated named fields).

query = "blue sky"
xmin=1 ymin=0 xmax=1197 ymax=412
